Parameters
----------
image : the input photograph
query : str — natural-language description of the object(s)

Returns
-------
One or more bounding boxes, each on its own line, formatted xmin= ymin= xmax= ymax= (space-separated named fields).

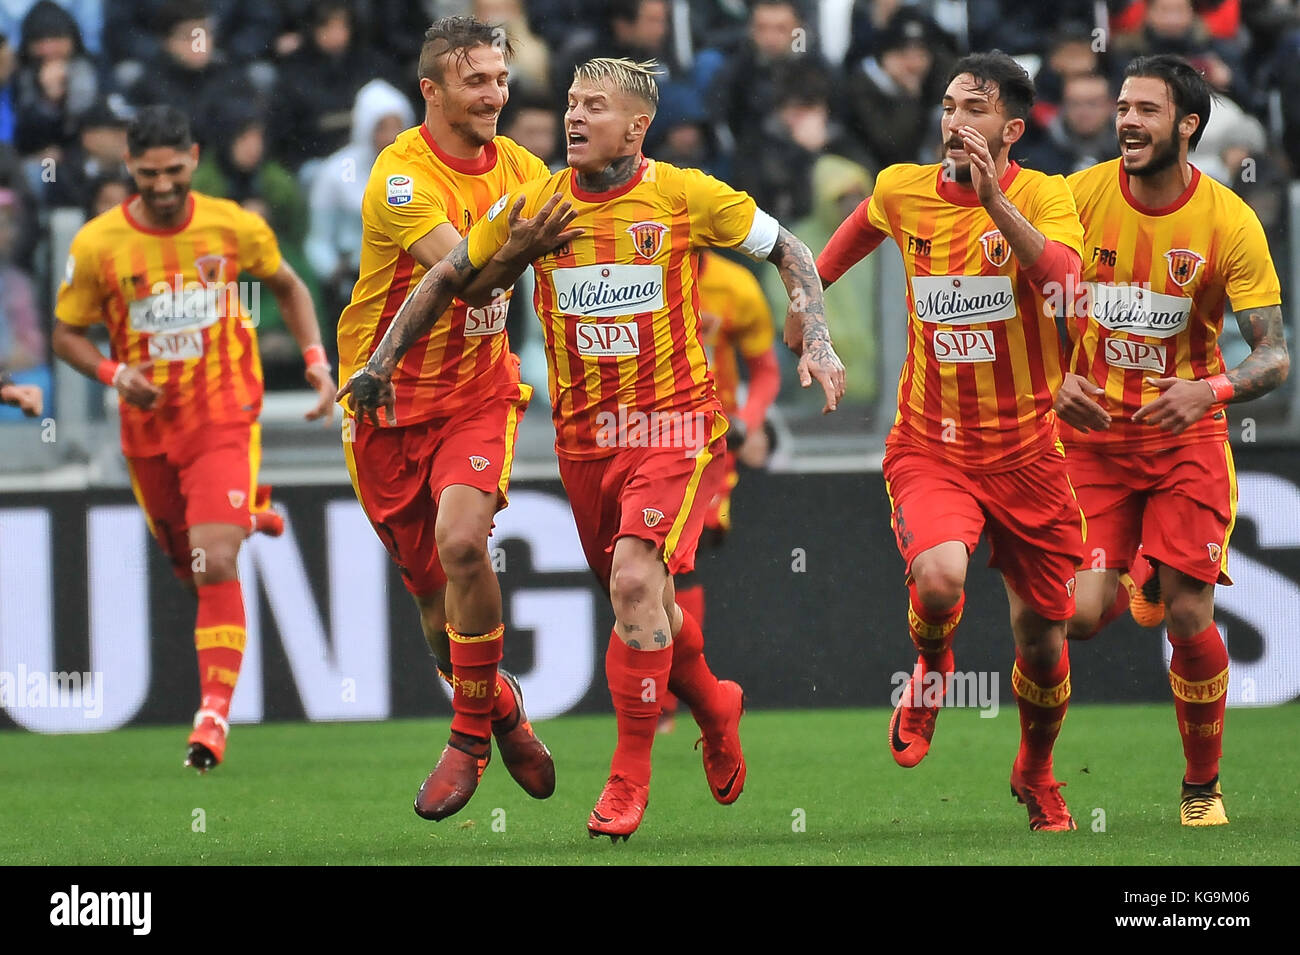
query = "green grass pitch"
xmin=2 ymin=703 xmax=1296 ymax=865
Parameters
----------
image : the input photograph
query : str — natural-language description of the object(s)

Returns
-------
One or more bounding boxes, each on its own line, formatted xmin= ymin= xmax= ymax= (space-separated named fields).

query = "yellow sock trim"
xmin=1011 ymin=662 xmax=1072 ymax=708
xmin=445 ymin=623 xmax=505 ymax=644
xmin=1169 ymin=667 xmax=1229 ymax=703
xmin=195 ymin=626 xmax=247 ymax=653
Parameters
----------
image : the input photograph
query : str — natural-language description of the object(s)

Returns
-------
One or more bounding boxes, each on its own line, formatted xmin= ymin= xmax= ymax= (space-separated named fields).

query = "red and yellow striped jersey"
xmin=55 ymin=192 xmax=281 ymax=456
xmin=865 ymin=162 xmax=1083 ymax=470
xmin=336 ymin=128 xmax=547 ymax=426
xmin=1063 ymin=160 xmax=1281 ymax=450
xmin=467 ymin=158 xmax=777 ymax=459
xmin=696 ymin=251 xmax=774 ymax=417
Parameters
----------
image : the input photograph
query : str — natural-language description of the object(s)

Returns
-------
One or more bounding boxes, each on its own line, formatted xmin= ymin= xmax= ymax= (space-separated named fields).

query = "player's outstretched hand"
xmin=1132 ymin=376 xmax=1214 ymax=434
xmin=304 ymin=362 xmax=337 ymax=424
xmin=1054 ymin=372 xmax=1110 ymax=432
xmin=798 ymin=339 xmax=846 ymax=414
xmin=503 ymin=193 xmax=584 ymax=262
xmin=0 ymin=383 xmax=43 ymax=417
xmin=336 ymin=367 xmax=395 ymax=428
xmin=116 ymin=361 xmax=163 ymax=410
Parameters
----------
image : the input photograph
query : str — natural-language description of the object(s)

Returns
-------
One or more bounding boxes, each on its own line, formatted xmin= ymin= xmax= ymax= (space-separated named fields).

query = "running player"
xmin=335 ymin=17 xmax=562 ymax=821
xmin=1055 ymin=55 xmax=1289 ymax=826
xmin=817 ymin=52 xmax=1086 ymax=830
xmin=51 ymin=105 xmax=337 ymax=770
xmin=341 ymin=57 xmax=845 ymax=841
xmin=659 ymin=250 xmax=780 ymax=732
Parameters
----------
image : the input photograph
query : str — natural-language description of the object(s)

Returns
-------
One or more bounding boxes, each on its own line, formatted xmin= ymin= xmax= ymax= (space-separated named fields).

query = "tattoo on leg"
xmin=626 ymin=639 xmax=641 ymax=649
xmin=653 ymin=629 xmax=668 ymax=647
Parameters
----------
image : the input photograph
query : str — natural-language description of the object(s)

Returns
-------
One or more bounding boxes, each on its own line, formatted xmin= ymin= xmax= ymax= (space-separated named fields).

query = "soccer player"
xmin=341 ymin=57 xmax=845 ymax=840
xmin=659 ymin=250 xmax=780 ymax=732
xmin=1054 ymin=55 xmax=1290 ymax=826
xmin=51 ymin=105 xmax=338 ymax=770
xmin=817 ymin=52 xmax=1086 ymax=830
xmin=335 ymin=17 xmax=563 ymax=821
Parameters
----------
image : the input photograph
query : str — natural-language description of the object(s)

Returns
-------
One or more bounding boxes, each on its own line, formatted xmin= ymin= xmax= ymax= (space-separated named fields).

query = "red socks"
xmin=1168 ymin=623 xmax=1228 ymax=785
xmin=675 ymin=583 xmax=705 ymax=628
xmin=668 ymin=607 xmax=724 ymax=731
xmin=606 ymin=632 xmax=672 ymax=782
xmin=908 ymin=582 xmax=962 ymax=677
xmin=1011 ymin=642 xmax=1071 ymax=778
xmin=194 ymin=580 xmax=247 ymax=717
xmin=447 ymin=623 xmax=504 ymax=739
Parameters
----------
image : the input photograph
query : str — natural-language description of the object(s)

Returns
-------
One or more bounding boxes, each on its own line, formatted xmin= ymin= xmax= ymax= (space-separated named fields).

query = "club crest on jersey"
xmin=627 ymin=221 xmax=669 ymax=260
xmin=194 ymin=254 xmax=230 ymax=287
xmin=386 ymin=174 xmax=413 ymax=206
xmin=979 ymin=230 xmax=1011 ymax=268
xmin=227 ymin=489 xmax=246 ymax=509
xmin=469 ymin=455 xmax=491 ymax=472
xmin=1164 ymin=249 xmax=1205 ymax=287
xmin=642 ymin=507 xmax=665 ymax=528
xmin=1207 ymin=542 xmax=1222 ymax=563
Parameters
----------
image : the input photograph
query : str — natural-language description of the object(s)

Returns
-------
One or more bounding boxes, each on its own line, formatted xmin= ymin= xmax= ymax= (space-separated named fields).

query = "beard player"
xmin=335 ymin=17 xmax=561 ymax=820
xmin=1054 ymin=55 xmax=1290 ymax=826
xmin=818 ymin=53 xmax=1087 ymax=830
xmin=341 ymin=57 xmax=845 ymax=841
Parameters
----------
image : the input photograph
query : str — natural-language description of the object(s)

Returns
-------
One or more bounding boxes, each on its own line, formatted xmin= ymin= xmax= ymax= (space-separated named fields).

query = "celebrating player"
xmin=658 ymin=250 xmax=780 ymax=732
xmin=335 ymin=17 xmax=566 ymax=821
xmin=818 ymin=52 xmax=1086 ymax=830
xmin=1055 ymin=55 xmax=1289 ymax=826
xmin=52 ymin=105 xmax=337 ymax=770
xmin=341 ymin=57 xmax=845 ymax=841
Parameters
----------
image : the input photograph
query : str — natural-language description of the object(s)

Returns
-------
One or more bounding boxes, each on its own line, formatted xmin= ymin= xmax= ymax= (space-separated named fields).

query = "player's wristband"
xmin=302 ymin=344 xmax=330 ymax=370
xmin=96 ymin=358 xmax=125 ymax=387
xmin=1204 ymin=374 xmax=1234 ymax=403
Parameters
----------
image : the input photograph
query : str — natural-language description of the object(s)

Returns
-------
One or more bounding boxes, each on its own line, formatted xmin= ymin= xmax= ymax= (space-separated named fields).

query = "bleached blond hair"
xmin=572 ymin=57 xmax=660 ymax=117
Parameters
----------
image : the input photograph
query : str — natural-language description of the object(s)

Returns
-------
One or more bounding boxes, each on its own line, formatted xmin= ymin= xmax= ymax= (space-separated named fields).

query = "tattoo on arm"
xmin=366 ymin=237 xmax=481 ymax=376
xmin=768 ymin=226 xmax=836 ymax=362
xmin=1227 ymin=304 xmax=1291 ymax=402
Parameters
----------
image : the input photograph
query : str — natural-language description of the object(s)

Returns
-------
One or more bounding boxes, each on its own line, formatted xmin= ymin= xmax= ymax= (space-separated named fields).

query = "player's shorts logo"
xmin=979 ymin=229 xmax=1011 ymax=268
xmin=194 ymin=254 xmax=230 ymax=287
xmin=1207 ymin=542 xmax=1222 ymax=563
xmin=1164 ymin=249 xmax=1205 ymax=287
xmin=1065 ymin=576 xmax=1077 ymax=597
xmin=386 ymin=174 xmax=413 ymax=206
xmin=469 ymin=455 xmax=491 ymax=472
xmin=227 ymin=489 xmax=246 ymax=509
xmin=642 ymin=507 xmax=665 ymax=528
xmin=627 ymin=221 xmax=669 ymax=260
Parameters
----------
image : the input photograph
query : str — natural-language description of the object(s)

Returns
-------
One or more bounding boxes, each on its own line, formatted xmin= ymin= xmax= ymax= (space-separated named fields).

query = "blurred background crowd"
xmin=1 ymin=0 xmax=1298 ymax=424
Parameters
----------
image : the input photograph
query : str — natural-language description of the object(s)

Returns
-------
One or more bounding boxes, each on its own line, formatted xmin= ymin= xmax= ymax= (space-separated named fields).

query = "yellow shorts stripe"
xmin=661 ymin=412 xmax=728 ymax=562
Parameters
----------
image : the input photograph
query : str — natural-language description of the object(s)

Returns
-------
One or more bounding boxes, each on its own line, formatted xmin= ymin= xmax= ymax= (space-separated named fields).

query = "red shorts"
xmin=1065 ymin=440 xmax=1236 ymax=585
xmin=882 ymin=434 xmax=1085 ymax=620
xmin=126 ymin=422 xmax=260 ymax=579
xmin=558 ymin=416 xmax=729 ymax=590
xmin=702 ymin=451 xmax=739 ymax=537
xmin=343 ymin=388 xmax=529 ymax=597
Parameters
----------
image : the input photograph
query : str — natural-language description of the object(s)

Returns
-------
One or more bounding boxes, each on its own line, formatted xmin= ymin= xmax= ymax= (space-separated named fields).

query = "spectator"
xmin=0 ymin=0 xmax=101 ymax=57
xmin=304 ymin=78 xmax=412 ymax=331
xmin=734 ymin=65 xmax=867 ymax=224
xmin=0 ymin=34 xmax=15 ymax=146
xmin=844 ymin=7 xmax=953 ymax=169
xmin=1019 ymin=72 xmax=1119 ymax=175
xmin=499 ymin=89 xmax=563 ymax=170
xmin=650 ymin=95 xmax=726 ymax=179
xmin=43 ymin=94 xmax=131 ymax=209
xmin=268 ymin=0 xmax=390 ymax=171
xmin=0 ymin=186 xmax=49 ymax=422
xmin=13 ymin=0 xmax=97 ymax=158
xmin=709 ymin=0 xmax=835 ymax=152
xmin=554 ymin=0 xmax=676 ymax=102
xmin=475 ymin=0 xmax=550 ymax=96
xmin=1031 ymin=23 xmax=1107 ymax=130
xmin=83 ymin=170 xmax=132 ymax=219
xmin=1111 ymin=0 xmax=1251 ymax=108
xmin=191 ymin=99 xmax=321 ymax=386
xmin=967 ymin=0 xmax=1101 ymax=55
xmin=123 ymin=0 xmax=255 ymax=148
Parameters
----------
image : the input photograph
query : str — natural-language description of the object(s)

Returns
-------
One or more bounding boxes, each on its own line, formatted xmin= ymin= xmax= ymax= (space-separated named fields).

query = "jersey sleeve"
xmin=362 ymin=156 xmax=452 ymax=253
xmin=683 ymin=168 xmax=779 ymax=259
xmin=1028 ymin=174 xmax=1084 ymax=257
xmin=54 ymin=229 xmax=104 ymax=327
xmin=235 ymin=206 xmax=283 ymax=278
xmin=466 ymin=190 xmax=519 ymax=269
xmin=1223 ymin=204 xmax=1282 ymax=312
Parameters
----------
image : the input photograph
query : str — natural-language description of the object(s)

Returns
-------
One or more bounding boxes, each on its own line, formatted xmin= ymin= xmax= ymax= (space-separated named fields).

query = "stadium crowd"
xmin=1 ymin=0 xmax=1298 ymax=418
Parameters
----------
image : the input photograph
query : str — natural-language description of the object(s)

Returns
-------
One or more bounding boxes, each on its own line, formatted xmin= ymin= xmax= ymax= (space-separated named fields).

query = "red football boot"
xmin=695 ymin=680 xmax=746 ymax=804
xmin=1010 ymin=765 xmax=1077 ymax=831
xmin=414 ymin=734 xmax=490 ymax=821
xmin=587 ymin=773 xmax=649 ymax=842
xmin=888 ymin=660 xmax=944 ymax=768
xmin=492 ymin=670 xmax=555 ymax=799
xmin=185 ymin=705 xmax=230 ymax=772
